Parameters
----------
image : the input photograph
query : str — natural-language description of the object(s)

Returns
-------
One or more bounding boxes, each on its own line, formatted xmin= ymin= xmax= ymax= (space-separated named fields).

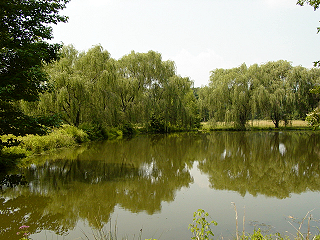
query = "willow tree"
xmin=161 ymin=76 xmax=198 ymax=130
xmin=45 ymin=45 xmax=89 ymax=126
xmin=208 ymin=68 xmax=232 ymax=123
xmin=305 ymin=75 xmax=320 ymax=128
xmin=21 ymin=47 xmax=199 ymax=131
xmin=75 ymin=45 xmax=119 ymax=126
xmin=196 ymin=86 xmax=211 ymax=122
xmin=229 ymin=64 xmax=253 ymax=129
xmin=22 ymin=45 xmax=115 ymax=127
xmin=208 ymin=64 xmax=253 ymax=129
xmin=116 ymin=50 xmax=176 ymax=125
xmin=258 ymin=60 xmax=293 ymax=128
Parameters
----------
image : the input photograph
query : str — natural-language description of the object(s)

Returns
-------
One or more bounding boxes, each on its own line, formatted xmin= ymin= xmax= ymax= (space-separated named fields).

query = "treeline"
xmin=20 ymin=45 xmax=199 ymax=134
xmin=20 ymin=46 xmax=320 ymax=133
xmin=198 ymin=60 xmax=320 ymax=129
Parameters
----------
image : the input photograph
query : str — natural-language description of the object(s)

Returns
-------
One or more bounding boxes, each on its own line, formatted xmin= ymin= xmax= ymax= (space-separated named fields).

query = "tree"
xmin=22 ymin=46 xmax=200 ymax=133
xmin=0 ymin=0 xmax=69 ymax=137
xmin=196 ymin=86 xmax=210 ymax=122
xmin=207 ymin=61 xmax=319 ymax=129
xmin=208 ymin=68 xmax=233 ymax=123
xmin=0 ymin=0 xmax=69 ymax=167
xmin=116 ymin=50 xmax=176 ymax=126
xmin=53 ymin=45 xmax=111 ymax=127
xmin=257 ymin=60 xmax=293 ymax=128
xmin=24 ymin=45 xmax=117 ymax=127
xmin=208 ymin=64 xmax=253 ymax=129
xmin=287 ymin=66 xmax=320 ymax=118
xmin=229 ymin=64 xmax=253 ymax=129
xmin=162 ymin=75 xmax=199 ymax=130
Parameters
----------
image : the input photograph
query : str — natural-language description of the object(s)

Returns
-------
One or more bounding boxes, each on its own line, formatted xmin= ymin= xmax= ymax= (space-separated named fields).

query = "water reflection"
xmin=198 ymin=132 xmax=320 ymax=198
xmin=1 ymin=131 xmax=320 ymax=239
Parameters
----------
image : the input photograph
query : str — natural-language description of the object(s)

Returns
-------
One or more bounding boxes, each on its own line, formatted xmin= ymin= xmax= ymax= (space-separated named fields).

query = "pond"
xmin=1 ymin=131 xmax=320 ymax=240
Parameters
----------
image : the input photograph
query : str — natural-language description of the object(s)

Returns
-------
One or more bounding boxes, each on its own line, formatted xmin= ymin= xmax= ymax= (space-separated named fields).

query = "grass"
xmin=201 ymin=120 xmax=310 ymax=131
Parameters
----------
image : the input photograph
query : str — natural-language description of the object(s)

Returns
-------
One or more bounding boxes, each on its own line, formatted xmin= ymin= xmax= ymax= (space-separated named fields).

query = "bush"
xmin=106 ymin=127 xmax=122 ymax=140
xmin=122 ymin=123 xmax=135 ymax=136
xmin=306 ymin=108 xmax=320 ymax=130
xmin=189 ymin=209 xmax=217 ymax=240
xmin=149 ymin=114 xmax=166 ymax=133
xmin=60 ymin=124 xmax=88 ymax=143
xmin=1 ymin=145 xmax=30 ymax=157
xmin=79 ymin=123 xmax=123 ymax=140
xmin=79 ymin=123 xmax=108 ymax=140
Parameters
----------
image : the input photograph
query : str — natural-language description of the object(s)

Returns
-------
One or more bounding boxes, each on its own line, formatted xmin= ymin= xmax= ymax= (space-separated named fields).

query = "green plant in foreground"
xmin=248 ymin=228 xmax=275 ymax=240
xmin=189 ymin=209 xmax=217 ymax=240
xmin=17 ymin=225 xmax=31 ymax=240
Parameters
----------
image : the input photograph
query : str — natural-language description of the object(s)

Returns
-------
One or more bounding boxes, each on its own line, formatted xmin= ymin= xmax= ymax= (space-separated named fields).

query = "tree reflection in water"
xmin=1 ymin=132 xmax=320 ymax=239
xmin=198 ymin=131 xmax=320 ymax=198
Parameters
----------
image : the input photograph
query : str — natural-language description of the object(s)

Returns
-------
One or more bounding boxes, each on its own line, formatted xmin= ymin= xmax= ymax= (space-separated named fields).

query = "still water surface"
xmin=1 ymin=131 xmax=320 ymax=239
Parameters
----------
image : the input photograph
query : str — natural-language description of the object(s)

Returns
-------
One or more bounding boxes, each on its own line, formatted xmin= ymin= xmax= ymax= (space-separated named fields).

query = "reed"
xmin=232 ymin=202 xmax=239 ymax=240
xmin=287 ymin=209 xmax=317 ymax=240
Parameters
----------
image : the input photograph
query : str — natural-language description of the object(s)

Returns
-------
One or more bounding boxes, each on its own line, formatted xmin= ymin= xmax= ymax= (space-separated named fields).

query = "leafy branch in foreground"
xmin=189 ymin=209 xmax=217 ymax=240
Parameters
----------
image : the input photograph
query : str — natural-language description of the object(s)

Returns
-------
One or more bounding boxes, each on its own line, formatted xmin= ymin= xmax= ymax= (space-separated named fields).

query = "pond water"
xmin=1 ymin=131 xmax=320 ymax=240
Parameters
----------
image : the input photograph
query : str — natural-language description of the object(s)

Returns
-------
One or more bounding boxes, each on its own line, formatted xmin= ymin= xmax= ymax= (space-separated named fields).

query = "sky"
xmin=51 ymin=0 xmax=320 ymax=87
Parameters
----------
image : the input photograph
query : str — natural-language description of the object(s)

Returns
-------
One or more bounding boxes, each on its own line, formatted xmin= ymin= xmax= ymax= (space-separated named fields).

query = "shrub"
xmin=306 ymin=108 xmax=320 ymax=130
xmin=106 ymin=127 xmax=122 ymax=140
xmin=121 ymin=123 xmax=135 ymax=136
xmin=149 ymin=114 xmax=166 ymax=133
xmin=1 ymin=145 xmax=30 ymax=157
xmin=79 ymin=123 xmax=108 ymax=140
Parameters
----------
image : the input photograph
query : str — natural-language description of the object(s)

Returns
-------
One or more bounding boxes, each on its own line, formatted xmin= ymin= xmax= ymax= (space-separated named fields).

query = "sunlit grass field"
xmin=247 ymin=119 xmax=308 ymax=127
xmin=201 ymin=119 xmax=309 ymax=130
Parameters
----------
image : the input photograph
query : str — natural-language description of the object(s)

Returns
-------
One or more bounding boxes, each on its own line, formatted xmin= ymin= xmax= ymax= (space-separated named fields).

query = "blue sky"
xmin=51 ymin=0 xmax=320 ymax=87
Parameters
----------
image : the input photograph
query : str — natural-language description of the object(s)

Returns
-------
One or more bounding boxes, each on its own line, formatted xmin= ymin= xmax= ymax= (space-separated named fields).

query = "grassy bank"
xmin=0 ymin=124 xmax=123 ymax=165
xmin=1 ymin=125 xmax=89 ymax=157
